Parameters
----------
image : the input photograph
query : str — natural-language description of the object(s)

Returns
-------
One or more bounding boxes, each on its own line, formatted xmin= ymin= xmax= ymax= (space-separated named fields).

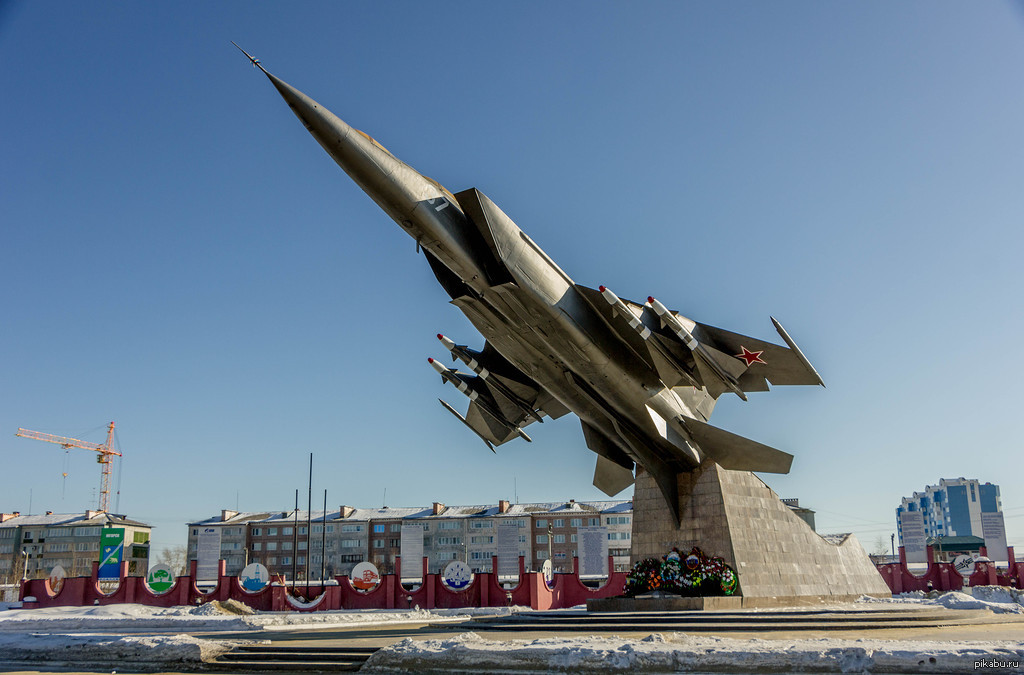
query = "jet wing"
xmin=436 ymin=358 xmax=570 ymax=451
xmin=465 ymin=399 xmax=529 ymax=446
xmin=578 ymin=284 xmax=823 ymax=398
xmin=691 ymin=317 xmax=825 ymax=390
xmin=471 ymin=341 xmax=572 ymax=422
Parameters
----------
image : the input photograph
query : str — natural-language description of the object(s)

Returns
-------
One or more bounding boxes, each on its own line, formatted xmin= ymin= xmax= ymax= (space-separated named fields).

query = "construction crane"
xmin=16 ymin=422 xmax=121 ymax=513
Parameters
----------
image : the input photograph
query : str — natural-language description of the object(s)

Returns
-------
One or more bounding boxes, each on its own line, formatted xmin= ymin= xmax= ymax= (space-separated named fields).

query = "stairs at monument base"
xmin=211 ymin=644 xmax=379 ymax=672
xmin=465 ymin=608 xmax=997 ymax=633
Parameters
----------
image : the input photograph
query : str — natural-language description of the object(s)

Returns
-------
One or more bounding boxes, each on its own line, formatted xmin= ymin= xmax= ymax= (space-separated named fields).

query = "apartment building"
xmin=897 ymin=478 xmax=1002 ymax=543
xmin=0 ymin=510 xmax=152 ymax=583
xmin=186 ymin=510 xmax=272 ymax=576
xmin=187 ymin=499 xmax=632 ymax=580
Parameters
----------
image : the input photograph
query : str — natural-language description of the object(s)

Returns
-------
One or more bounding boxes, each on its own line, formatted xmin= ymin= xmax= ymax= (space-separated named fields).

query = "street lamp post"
xmin=547 ymin=524 xmax=553 ymax=571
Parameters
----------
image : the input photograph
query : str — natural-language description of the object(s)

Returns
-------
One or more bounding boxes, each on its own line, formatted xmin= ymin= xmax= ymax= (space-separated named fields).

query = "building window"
xmin=341 ymin=539 xmax=360 ymax=548
xmin=390 ymin=523 xmax=402 ymax=533
xmin=553 ymin=535 xmax=565 ymax=544
xmin=570 ymin=518 xmax=582 ymax=528
xmin=470 ymin=520 xmax=492 ymax=529
xmin=389 ymin=539 xmax=400 ymax=547
xmin=299 ymin=527 xmax=307 ymax=535
xmin=281 ymin=556 xmax=291 ymax=565
xmin=283 ymin=527 xmax=293 ymax=535
xmin=438 ymin=522 xmax=459 ymax=530
xmin=268 ymin=528 xmax=278 ymax=536
xmin=588 ymin=518 xmax=600 ymax=526
xmin=536 ymin=535 xmax=547 ymax=544
xmin=553 ymin=519 xmax=564 ymax=528
xmin=536 ymin=520 xmax=547 ymax=528
xmin=252 ymin=543 xmax=262 ymax=551
xmin=342 ymin=524 xmax=362 ymax=533
xmin=267 ymin=542 xmax=278 ymax=551
xmin=373 ymin=540 xmax=384 ymax=549
xmin=251 ymin=528 xmax=261 ymax=536
xmin=373 ymin=525 xmax=385 ymax=534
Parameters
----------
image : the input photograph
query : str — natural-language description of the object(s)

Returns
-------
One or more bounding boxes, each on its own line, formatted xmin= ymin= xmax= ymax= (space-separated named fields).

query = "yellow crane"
xmin=16 ymin=422 xmax=121 ymax=512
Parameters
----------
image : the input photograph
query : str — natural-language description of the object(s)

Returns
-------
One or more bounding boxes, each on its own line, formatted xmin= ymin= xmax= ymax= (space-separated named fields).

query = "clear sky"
xmin=2 ymin=1 xmax=1023 ymax=560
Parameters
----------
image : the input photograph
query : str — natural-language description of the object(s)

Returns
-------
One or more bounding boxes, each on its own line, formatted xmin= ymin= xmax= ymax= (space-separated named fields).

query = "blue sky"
xmin=2 ymin=2 xmax=1023 ymax=558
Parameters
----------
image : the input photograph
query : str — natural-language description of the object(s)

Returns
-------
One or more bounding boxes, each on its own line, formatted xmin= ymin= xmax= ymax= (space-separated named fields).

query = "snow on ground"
xmin=859 ymin=586 xmax=1024 ymax=615
xmin=362 ymin=631 xmax=1024 ymax=674
xmin=1 ymin=591 xmax=1023 ymax=672
xmin=0 ymin=601 xmax=517 ymax=633
xmin=0 ymin=632 xmax=236 ymax=670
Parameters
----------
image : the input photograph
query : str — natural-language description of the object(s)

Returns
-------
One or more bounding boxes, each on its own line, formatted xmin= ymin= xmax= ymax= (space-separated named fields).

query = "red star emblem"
xmin=735 ymin=346 xmax=766 ymax=366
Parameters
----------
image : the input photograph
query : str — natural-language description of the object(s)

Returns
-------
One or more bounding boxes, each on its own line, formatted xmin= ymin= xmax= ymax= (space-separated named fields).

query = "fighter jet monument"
xmin=236 ymin=46 xmax=890 ymax=604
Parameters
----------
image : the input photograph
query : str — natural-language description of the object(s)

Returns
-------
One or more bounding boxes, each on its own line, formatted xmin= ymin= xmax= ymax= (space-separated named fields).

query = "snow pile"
xmin=0 ymin=632 xmax=236 ymax=668
xmin=859 ymin=586 xmax=1024 ymax=615
xmin=0 ymin=602 xmax=515 ymax=633
xmin=362 ymin=631 xmax=1024 ymax=674
xmin=974 ymin=586 xmax=1024 ymax=607
xmin=0 ymin=603 xmax=254 ymax=632
xmin=240 ymin=605 xmax=513 ymax=631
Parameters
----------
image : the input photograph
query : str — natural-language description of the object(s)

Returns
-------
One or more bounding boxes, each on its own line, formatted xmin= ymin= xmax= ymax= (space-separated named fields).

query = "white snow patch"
xmin=0 ymin=632 xmax=236 ymax=668
xmin=0 ymin=602 xmax=519 ymax=633
xmin=859 ymin=586 xmax=1024 ymax=614
xmin=362 ymin=632 xmax=1024 ymax=673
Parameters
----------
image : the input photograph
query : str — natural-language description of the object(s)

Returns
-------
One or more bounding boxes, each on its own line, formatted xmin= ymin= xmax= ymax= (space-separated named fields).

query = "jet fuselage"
xmin=245 ymin=56 xmax=823 ymax=519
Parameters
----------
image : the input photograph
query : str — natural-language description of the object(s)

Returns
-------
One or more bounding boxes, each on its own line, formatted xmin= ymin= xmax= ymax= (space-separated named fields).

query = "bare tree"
xmin=871 ymin=535 xmax=891 ymax=556
xmin=155 ymin=545 xmax=188 ymax=576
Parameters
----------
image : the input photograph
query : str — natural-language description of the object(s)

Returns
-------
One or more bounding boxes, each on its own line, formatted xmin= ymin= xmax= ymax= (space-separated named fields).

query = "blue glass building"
xmin=896 ymin=478 xmax=1002 ymax=547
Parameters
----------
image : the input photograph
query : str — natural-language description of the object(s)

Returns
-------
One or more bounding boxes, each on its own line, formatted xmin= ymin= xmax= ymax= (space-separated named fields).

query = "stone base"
xmin=631 ymin=460 xmax=892 ymax=601
xmin=588 ymin=595 xmax=743 ymax=612
xmin=587 ymin=593 xmax=873 ymax=611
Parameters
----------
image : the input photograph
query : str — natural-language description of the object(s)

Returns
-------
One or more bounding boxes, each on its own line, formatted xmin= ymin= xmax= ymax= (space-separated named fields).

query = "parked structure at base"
xmin=0 ymin=511 xmax=151 ymax=583
xmin=187 ymin=499 xmax=633 ymax=579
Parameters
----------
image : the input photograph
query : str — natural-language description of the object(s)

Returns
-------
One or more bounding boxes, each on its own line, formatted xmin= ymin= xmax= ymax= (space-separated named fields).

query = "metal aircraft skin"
xmin=237 ymin=47 xmax=825 ymax=521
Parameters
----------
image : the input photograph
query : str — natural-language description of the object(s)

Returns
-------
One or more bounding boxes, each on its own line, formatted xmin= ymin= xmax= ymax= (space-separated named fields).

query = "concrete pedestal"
xmin=631 ymin=460 xmax=891 ymax=607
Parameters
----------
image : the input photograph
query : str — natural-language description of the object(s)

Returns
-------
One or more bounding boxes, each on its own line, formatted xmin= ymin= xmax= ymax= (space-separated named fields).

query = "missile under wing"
xmin=239 ymin=50 xmax=825 ymax=522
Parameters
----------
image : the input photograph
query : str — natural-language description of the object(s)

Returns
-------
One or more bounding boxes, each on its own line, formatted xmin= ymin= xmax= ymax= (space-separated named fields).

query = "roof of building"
xmin=187 ymin=511 xmax=273 ymax=526
xmin=0 ymin=511 xmax=151 ymax=528
xmin=190 ymin=500 xmax=633 ymax=527
xmin=927 ymin=535 xmax=986 ymax=551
